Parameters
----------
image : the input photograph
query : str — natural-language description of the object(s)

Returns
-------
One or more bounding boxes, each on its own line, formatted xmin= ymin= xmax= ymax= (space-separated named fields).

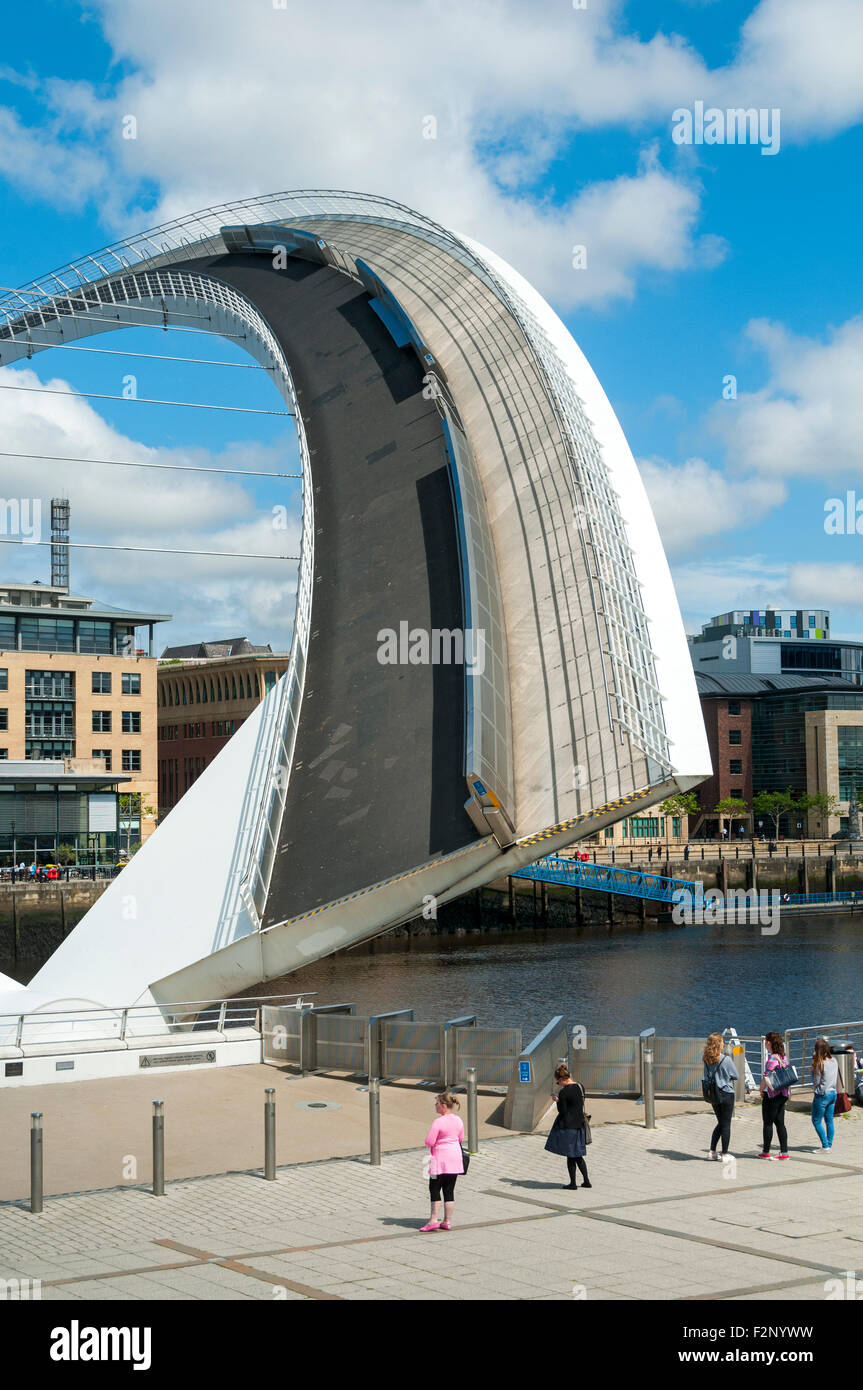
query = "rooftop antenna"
xmin=50 ymin=497 xmax=70 ymax=592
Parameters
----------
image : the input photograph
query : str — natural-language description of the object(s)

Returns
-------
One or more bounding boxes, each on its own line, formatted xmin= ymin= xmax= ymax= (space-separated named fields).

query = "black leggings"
xmin=567 ymin=1157 xmax=589 ymax=1184
xmin=710 ymin=1095 xmax=735 ymax=1154
xmin=429 ymin=1175 xmax=456 ymax=1202
xmin=762 ymin=1093 xmax=788 ymax=1153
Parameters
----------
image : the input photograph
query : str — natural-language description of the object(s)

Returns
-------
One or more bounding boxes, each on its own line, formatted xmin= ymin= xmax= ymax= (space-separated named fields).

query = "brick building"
xmin=695 ymin=672 xmax=863 ymax=836
xmin=157 ymin=638 xmax=290 ymax=813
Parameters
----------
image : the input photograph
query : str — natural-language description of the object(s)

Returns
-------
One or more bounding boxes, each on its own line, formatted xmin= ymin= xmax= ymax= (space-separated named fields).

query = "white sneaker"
xmin=707 ymin=1150 xmax=718 ymax=1160
xmin=721 ymin=1153 xmax=734 ymax=1164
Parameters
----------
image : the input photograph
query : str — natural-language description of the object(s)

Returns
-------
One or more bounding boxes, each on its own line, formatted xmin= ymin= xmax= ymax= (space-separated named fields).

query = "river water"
xmin=269 ymin=914 xmax=863 ymax=1040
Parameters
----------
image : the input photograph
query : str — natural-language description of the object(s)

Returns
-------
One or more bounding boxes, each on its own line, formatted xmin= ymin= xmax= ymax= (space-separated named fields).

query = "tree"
xmin=714 ymin=796 xmax=749 ymax=839
xmin=118 ymin=794 xmax=156 ymax=857
xmin=798 ymin=792 xmax=839 ymax=838
xmin=659 ymin=791 xmax=700 ymax=845
xmin=55 ymin=844 xmax=77 ymax=866
xmin=752 ymin=789 xmax=799 ymax=840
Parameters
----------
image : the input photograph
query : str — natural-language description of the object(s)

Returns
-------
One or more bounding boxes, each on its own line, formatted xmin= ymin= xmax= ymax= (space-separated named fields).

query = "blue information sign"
xmin=519 ymin=1061 xmax=531 ymax=1084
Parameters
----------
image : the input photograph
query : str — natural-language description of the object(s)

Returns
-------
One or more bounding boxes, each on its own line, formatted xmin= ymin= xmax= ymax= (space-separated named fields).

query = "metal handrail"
xmin=0 ymin=992 xmax=317 ymax=1050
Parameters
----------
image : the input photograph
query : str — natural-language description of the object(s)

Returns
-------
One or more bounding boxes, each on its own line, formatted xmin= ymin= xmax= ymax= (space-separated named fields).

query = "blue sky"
xmin=0 ymin=0 xmax=861 ymax=649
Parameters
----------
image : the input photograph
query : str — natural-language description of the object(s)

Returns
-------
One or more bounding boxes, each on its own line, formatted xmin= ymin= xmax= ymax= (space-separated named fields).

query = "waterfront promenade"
xmin=2 ymin=1067 xmax=862 ymax=1301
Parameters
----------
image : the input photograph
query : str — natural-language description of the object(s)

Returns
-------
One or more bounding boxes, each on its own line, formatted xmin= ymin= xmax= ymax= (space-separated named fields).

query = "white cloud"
xmin=668 ymin=555 xmax=790 ymax=629
xmin=640 ymin=454 xmax=781 ymax=557
xmin=0 ymin=364 xmax=299 ymax=651
xmin=787 ymin=561 xmax=863 ymax=610
xmin=712 ymin=315 xmax=863 ymax=481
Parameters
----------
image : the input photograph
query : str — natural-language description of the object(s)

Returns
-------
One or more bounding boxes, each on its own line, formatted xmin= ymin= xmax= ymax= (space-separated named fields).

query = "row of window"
xmin=92 ymin=672 xmax=141 ymax=695
xmin=159 ymin=669 xmax=278 ymax=708
xmin=0 ymin=708 xmax=143 ymax=732
xmin=92 ymin=711 xmax=141 ymax=733
xmin=161 ymin=720 xmax=240 ymax=740
xmin=0 ymin=617 xmax=136 ymax=654
xmin=0 ymin=669 xmax=142 ymax=695
xmin=92 ymin=748 xmax=141 ymax=772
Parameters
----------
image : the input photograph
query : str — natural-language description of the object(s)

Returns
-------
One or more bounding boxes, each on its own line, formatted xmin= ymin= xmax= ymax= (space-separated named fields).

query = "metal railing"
xmin=0 ymin=993 xmax=314 ymax=1051
xmin=785 ymin=1020 xmax=863 ymax=1086
xmin=514 ymin=854 xmax=704 ymax=903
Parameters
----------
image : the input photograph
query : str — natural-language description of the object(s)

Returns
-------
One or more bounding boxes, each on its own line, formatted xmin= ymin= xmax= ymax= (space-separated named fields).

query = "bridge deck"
xmin=171 ymin=253 xmax=478 ymax=923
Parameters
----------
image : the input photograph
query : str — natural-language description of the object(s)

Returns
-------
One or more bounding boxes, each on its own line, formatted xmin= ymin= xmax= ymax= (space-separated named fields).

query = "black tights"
xmin=567 ymin=1157 xmax=589 ymax=1185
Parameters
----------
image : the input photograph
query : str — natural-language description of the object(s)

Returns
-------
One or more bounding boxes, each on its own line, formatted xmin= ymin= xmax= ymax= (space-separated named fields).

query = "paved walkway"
xmin=0 ymin=1064 xmax=699 ymax=1202
xmin=3 ymin=1100 xmax=862 ymax=1301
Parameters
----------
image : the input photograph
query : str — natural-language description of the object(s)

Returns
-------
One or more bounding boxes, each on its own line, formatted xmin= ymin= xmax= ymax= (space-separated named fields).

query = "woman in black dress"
xmin=545 ymin=1063 xmax=591 ymax=1190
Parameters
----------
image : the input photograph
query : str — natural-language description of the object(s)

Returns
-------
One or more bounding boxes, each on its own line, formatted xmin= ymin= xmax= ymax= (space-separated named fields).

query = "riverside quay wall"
xmin=4 ymin=854 xmax=863 ymax=982
xmin=0 ymin=881 xmax=106 ymax=980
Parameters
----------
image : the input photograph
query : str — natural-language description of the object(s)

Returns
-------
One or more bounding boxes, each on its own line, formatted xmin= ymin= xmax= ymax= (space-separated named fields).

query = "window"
xmin=92 ymin=671 xmax=111 ymax=694
xmin=20 ymin=616 xmax=75 ymax=652
xmin=0 ymin=749 xmax=7 ymax=759
xmin=92 ymin=748 xmax=112 ymax=771
xmin=809 ymin=615 xmax=816 ymax=628
xmin=0 ymin=709 xmax=6 ymax=731
xmin=92 ymin=710 xmax=112 ymax=733
xmin=122 ymin=711 xmax=141 ymax=734
xmin=727 ymin=701 xmax=741 ymax=715
xmin=26 ymin=669 xmax=74 ymax=699
xmin=730 ymin=788 xmax=743 ymax=799
xmin=264 ymin=670 xmax=277 ymax=693
xmin=122 ymin=749 xmax=141 ymax=772
xmin=629 ymin=816 xmax=661 ymax=838
xmin=729 ymin=729 xmax=742 ymax=745
xmin=0 ymin=669 xmax=6 ymax=691
xmin=78 ymin=619 xmax=112 ymax=654
xmin=729 ymin=760 xmax=742 ymax=774
xmin=121 ymin=672 xmax=141 ymax=695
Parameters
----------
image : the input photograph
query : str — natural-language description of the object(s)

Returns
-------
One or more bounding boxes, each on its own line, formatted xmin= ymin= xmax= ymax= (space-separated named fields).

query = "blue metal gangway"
xmin=513 ymin=855 xmax=704 ymax=904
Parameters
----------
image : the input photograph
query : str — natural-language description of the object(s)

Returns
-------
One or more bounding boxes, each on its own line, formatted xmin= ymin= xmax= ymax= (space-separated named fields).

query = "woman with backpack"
xmin=421 ymin=1093 xmax=465 ymax=1231
xmin=703 ymin=1032 xmax=738 ymax=1164
xmin=811 ymin=1039 xmax=840 ymax=1152
xmin=544 ymin=1063 xmax=591 ymax=1189
xmin=759 ymin=1031 xmax=791 ymax=1159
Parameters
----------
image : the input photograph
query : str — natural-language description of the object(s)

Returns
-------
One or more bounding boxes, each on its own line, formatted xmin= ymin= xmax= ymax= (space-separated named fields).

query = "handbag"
xmin=460 ymin=1145 xmax=471 ymax=1173
xmin=765 ymin=1062 xmax=798 ymax=1092
xmin=835 ymin=1090 xmax=852 ymax=1115
xmin=576 ymin=1082 xmax=592 ymax=1145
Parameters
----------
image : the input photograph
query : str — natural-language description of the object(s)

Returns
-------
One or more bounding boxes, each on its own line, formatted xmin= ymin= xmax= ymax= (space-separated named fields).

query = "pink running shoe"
xmin=420 ymin=1221 xmax=440 ymax=1232
xmin=440 ymin=1222 xmax=452 ymax=1230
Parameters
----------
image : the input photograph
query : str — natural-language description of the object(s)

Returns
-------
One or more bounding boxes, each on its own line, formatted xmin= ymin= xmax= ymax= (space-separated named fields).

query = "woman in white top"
xmin=811 ymin=1038 xmax=839 ymax=1152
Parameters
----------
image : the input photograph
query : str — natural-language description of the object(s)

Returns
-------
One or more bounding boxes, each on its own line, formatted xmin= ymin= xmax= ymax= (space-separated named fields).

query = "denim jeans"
xmin=811 ymin=1090 xmax=836 ymax=1148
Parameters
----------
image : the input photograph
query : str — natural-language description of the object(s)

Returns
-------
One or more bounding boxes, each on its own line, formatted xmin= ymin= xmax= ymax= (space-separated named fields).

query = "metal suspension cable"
xmin=8 ymin=340 xmax=273 ymax=369
xmin=0 ymin=382 xmax=293 ymax=416
xmin=0 ymin=538 xmax=298 ymax=560
xmin=0 ymin=449 xmax=300 ymax=479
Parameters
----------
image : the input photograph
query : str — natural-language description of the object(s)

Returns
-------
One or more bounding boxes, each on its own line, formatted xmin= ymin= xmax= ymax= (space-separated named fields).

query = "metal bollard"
xmin=466 ymin=1066 xmax=479 ymax=1154
xmin=369 ymin=1077 xmax=381 ymax=1166
xmin=30 ymin=1112 xmax=43 ymax=1214
xmin=264 ymin=1087 xmax=276 ymax=1180
xmin=152 ymin=1100 xmax=165 ymax=1197
xmin=643 ymin=1048 xmax=656 ymax=1129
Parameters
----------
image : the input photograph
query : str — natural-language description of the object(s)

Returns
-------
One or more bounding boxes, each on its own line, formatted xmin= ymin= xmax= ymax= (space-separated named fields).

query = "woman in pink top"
xmin=421 ymin=1093 xmax=465 ymax=1231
